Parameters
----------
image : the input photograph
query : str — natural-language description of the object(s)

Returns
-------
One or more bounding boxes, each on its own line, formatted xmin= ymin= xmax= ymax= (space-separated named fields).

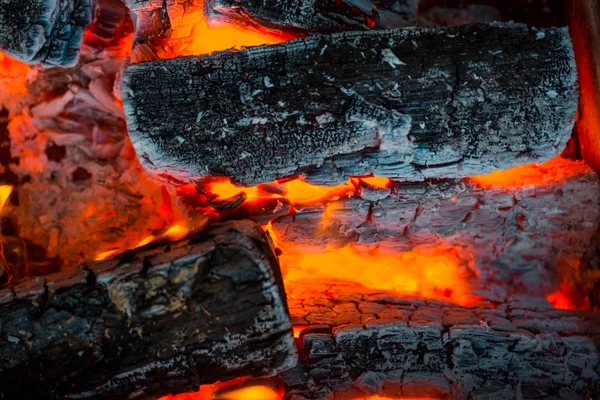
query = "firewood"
xmin=206 ymin=0 xmax=420 ymax=32
xmin=0 ymin=0 xmax=94 ymax=67
xmin=123 ymin=23 xmax=578 ymax=186
xmin=282 ymin=282 xmax=600 ymax=400
xmin=270 ymin=158 xmax=600 ymax=301
xmin=0 ymin=220 xmax=296 ymax=400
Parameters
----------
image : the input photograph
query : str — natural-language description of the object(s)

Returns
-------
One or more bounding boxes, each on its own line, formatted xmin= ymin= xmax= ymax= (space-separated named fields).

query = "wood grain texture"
xmin=0 ymin=221 xmax=296 ymax=400
xmin=271 ymin=159 xmax=600 ymax=301
xmin=123 ymin=23 xmax=578 ymax=186
xmin=281 ymin=282 xmax=600 ymax=400
xmin=206 ymin=0 xmax=420 ymax=32
xmin=0 ymin=0 xmax=93 ymax=67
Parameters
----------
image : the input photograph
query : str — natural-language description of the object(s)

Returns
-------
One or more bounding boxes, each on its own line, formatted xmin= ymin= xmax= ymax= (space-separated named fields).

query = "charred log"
xmin=282 ymin=283 xmax=600 ymax=400
xmin=123 ymin=23 xmax=578 ymax=186
xmin=206 ymin=0 xmax=420 ymax=33
xmin=0 ymin=220 xmax=296 ymax=400
xmin=270 ymin=158 xmax=600 ymax=301
xmin=0 ymin=0 xmax=94 ymax=67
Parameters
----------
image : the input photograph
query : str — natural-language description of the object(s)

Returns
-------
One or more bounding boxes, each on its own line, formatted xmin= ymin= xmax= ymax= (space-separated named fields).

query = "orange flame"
xmin=159 ymin=377 xmax=283 ymax=400
xmin=469 ymin=156 xmax=590 ymax=188
xmin=206 ymin=176 xmax=359 ymax=205
xmin=156 ymin=1 xmax=293 ymax=59
xmin=270 ymin=225 xmax=476 ymax=306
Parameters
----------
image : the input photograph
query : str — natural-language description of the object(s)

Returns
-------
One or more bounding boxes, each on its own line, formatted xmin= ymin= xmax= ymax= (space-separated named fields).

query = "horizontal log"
xmin=281 ymin=282 xmax=600 ymax=399
xmin=0 ymin=0 xmax=94 ymax=67
xmin=0 ymin=220 xmax=296 ymax=399
xmin=206 ymin=0 xmax=420 ymax=32
xmin=123 ymin=23 xmax=578 ymax=186
xmin=270 ymin=158 xmax=600 ymax=301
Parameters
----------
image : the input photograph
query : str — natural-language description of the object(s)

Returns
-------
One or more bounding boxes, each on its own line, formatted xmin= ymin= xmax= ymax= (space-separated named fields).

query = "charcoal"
xmin=123 ymin=23 xmax=578 ymax=186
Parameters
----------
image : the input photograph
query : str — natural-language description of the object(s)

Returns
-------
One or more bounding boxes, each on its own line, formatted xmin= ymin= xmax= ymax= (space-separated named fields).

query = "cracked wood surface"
xmin=0 ymin=220 xmax=296 ymax=400
xmin=206 ymin=0 xmax=420 ymax=32
xmin=271 ymin=158 xmax=600 ymax=302
xmin=123 ymin=23 xmax=578 ymax=186
xmin=280 ymin=282 xmax=600 ymax=400
xmin=0 ymin=0 xmax=94 ymax=67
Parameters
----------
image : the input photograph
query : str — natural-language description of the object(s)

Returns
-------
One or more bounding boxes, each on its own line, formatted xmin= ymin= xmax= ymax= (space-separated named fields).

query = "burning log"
xmin=123 ymin=23 xmax=578 ymax=186
xmin=0 ymin=0 xmax=94 ymax=67
xmin=206 ymin=0 xmax=420 ymax=32
xmin=282 ymin=282 xmax=600 ymax=399
xmin=272 ymin=158 xmax=600 ymax=301
xmin=0 ymin=220 xmax=296 ymax=399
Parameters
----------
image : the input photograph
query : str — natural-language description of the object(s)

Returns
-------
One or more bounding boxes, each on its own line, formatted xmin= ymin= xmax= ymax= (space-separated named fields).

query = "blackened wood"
xmin=123 ymin=23 xmax=578 ymax=186
xmin=283 ymin=283 xmax=600 ymax=400
xmin=206 ymin=0 xmax=419 ymax=32
xmin=271 ymin=159 xmax=600 ymax=301
xmin=0 ymin=220 xmax=296 ymax=400
xmin=0 ymin=0 xmax=94 ymax=67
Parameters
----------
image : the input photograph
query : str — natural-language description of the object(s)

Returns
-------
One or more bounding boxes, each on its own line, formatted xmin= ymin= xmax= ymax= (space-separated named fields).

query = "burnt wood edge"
xmin=0 ymin=220 xmax=297 ymax=400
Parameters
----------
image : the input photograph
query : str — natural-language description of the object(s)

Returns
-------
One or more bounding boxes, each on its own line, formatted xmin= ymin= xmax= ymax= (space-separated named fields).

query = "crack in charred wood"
xmin=283 ymin=283 xmax=600 ymax=399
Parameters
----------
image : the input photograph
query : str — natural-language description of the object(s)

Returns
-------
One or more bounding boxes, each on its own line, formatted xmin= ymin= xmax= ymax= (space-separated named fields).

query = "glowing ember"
xmin=272 ymin=228 xmax=476 ymax=306
xmin=0 ymin=186 xmax=13 ymax=211
xmin=205 ymin=176 xmax=357 ymax=205
xmin=469 ymin=156 xmax=590 ymax=188
xmin=156 ymin=0 xmax=293 ymax=59
xmin=159 ymin=378 xmax=283 ymax=400
xmin=292 ymin=325 xmax=309 ymax=338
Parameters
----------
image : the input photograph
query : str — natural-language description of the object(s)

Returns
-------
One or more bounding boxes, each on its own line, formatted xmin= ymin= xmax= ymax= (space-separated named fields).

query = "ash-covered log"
xmin=0 ymin=221 xmax=296 ymax=399
xmin=206 ymin=0 xmax=420 ymax=32
xmin=123 ymin=23 xmax=578 ymax=186
xmin=271 ymin=158 xmax=600 ymax=301
xmin=282 ymin=283 xmax=600 ymax=399
xmin=0 ymin=0 xmax=94 ymax=67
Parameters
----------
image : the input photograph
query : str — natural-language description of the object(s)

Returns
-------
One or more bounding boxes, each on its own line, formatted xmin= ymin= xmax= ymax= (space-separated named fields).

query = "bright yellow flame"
xmin=0 ymin=185 xmax=13 ymax=210
xmin=95 ymin=249 xmax=120 ymax=261
xmin=163 ymin=224 xmax=190 ymax=241
xmin=216 ymin=386 xmax=279 ymax=400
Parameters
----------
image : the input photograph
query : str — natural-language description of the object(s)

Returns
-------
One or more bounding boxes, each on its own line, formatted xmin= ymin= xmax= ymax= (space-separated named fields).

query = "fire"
xmin=469 ymin=156 xmax=590 ymax=188
xmin=95 ymin=221 xmax=203 ymax=261
xmin=159 ymin=378 xmax=283 ymax=400
xmin=205 ymin=176 xmax=360 ymax=205
xmin=272 ymin=227 xmax=476 ymax=306
xmin=0 ymin=186 xmax=13 ymax=211
xmin=155 ymin=0 xmax=293 ymax=60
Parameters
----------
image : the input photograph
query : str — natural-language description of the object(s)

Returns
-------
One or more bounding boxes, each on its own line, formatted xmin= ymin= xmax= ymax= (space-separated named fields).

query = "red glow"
xmin=547 ymin=287 xmax=580 ymax=310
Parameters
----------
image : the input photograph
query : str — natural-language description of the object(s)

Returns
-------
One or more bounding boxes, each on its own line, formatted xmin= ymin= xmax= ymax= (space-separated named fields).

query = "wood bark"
xmin=123 ymin=23 xmax=578 ymax=186
xmin=281 ymin=282 xmax=600 ymax=400
xmin=0 ymin=220 xmax=296 ymax=400
xmin=269 ymin=159 xmax=600 ymax=301
xmin=206 ymin=0 xmax=420 ymax=33
xmin=0 ymin=0 xmax=94 ymax=67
